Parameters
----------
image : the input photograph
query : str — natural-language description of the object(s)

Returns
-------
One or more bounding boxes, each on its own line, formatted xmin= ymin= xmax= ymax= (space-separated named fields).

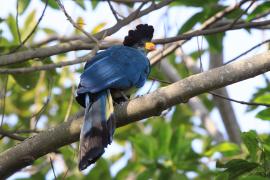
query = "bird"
xmin=75 ymin=24 xmax=155 ymax=171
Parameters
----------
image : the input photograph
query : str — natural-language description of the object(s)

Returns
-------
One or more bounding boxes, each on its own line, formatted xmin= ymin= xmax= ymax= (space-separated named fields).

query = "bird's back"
xmin=76 ymin=45 xmax=150 ymax=107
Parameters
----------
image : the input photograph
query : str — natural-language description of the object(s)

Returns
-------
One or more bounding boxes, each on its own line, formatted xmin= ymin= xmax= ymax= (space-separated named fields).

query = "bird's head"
xmin=123 ymin=24 xmax=155 ymax=53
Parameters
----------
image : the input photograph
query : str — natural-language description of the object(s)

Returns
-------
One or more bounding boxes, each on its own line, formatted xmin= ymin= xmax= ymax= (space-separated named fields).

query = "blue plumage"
xmin=76 ymin=24 xmax=154 ymax=171
xmin=77 ymin=45 xmax=150 ymax=105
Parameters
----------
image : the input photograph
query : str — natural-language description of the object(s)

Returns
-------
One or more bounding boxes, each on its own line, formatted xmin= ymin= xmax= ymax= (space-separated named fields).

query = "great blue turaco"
xmin=75 ymin=24 xmax=155 ymax=170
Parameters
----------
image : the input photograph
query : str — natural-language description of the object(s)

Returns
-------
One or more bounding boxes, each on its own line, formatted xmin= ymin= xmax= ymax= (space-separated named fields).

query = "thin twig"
xmin=149 ymin=76 xmax=171 ymax=84
xmin=55 ymin=0 xmax=99 ymax=44
xmin=62 ymin=168 xmax=68 ymax=180
xmin=10 ymin=129 xmax=40 ymax=134
xmin=251 ymin=9 xmax=270 ymax=21
xmin=9 ymin=0 xmax=48 ymax=53
xmin=0 ymin=43 xmax=100 ymax=74
xmin=209 ymin=91 xmax=270 ymax=107
xmin=225 ymin=0 xmax=255 ymax=29
xmin=0 ymin=75 xmax=8 ymax=126
xmin=134 ymin=1 xmax=147 ymax=18
xmin=64 ymin=85 xmax=75 ymax=122
xmin=262 ymin=73 xmax=270 ymax=85
xmin=146 ymin=79 xmax=155 ymax=94
xmin=15 ymin=0 xmax=22 ymax=44
xmin=196 ymin=36 xmax=204 ymax=72
xmin=107 ymin=0 xmax=120 ymax=21
xmin=0 ymin=53 xmax=95 ymax=74
xmin=33 ymin=78 xmax=53 ymax=128
xmin=49 ymin=157 xmax=57 ymax=180
xmin=225 ymin=39 xmax=270 ymax=65
xmin=0 ymin=128 xmax=26 ymax=141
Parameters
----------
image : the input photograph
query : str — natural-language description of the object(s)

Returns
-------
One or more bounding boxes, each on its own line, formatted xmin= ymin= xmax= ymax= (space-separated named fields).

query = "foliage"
xmin=0 ymin=0 xmax=270 ymax=179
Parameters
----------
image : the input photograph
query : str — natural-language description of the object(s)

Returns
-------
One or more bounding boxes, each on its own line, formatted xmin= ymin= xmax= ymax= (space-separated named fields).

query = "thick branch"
xmin=1 ymin=51 xmax=270 ymax=178
xmin=2 ymin=12 xmax=270 ymax=66
xmin=1 ymin=18 xmax=269 ymax=67
xmin=0 ymin=0 xmax=173 ymax=66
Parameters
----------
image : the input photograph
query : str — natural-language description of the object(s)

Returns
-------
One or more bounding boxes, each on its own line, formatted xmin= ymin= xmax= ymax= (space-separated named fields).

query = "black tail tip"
xmin=79 ymin=148 xmax=104 ymax=171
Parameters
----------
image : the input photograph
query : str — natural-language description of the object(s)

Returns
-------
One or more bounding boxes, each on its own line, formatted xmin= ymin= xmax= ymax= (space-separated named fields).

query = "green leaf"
xmin=241 ymin=130 xmax=259 ymax=161
xmin=216 ymin=159 xmax=259 ymax=179
xmin=6 ymin=14 xmax=19 ymax=43
xmin=226 ymin=8 xmax=245 ymax=20
xmin=137 ymin=168 xmax=155 ymax=180
xmin=215 ymin=172 xmax=229 ymax=180
xmin=85 ymin=158 xmax=111 ymax=180
xmin=152 ymin=120 xmax=172 ymax=155
xmin=18 ymin=0 xmax=30 ymax=14
xmin=254 ymin=94 xmax=270 ymax=104
xmin=205 ymin=33 xmax=224 ymax=53
xmin=169 ymin=125 xmax=190 ymax=161
xmin=171 ymin=105 xmax=193 ymax=127
xmin=92 ymin=22 xmax=107 ymax=34
xmin=189 ymin=49 xmax=206 ymax=61
xmin=170 ymin=0 xmax=218 ymax=7
xmin=239 ymin=175 xmax=270 ymax=180
xmin=24 ymin=10 xmax=36 ymax=28
xmin=199 ymin=94 xmax=215 ymax=111
xmin=115 ymin=161 xmax=139 ymax=179
xmin=42 ymin=27 xmax=56 ymax=35
xmin=178 ymin=11 xmax=205 ymax=34
xmin=129 ymin=134 xmax=158 ymax=159
xmin=204 ymin=142 xmax=240 ymax=157
xmin=247 ymin=86 xmax=270 ymax=112
xmin=42 ymin=57 xmax=57 ymax=77
xmin=60 ymin=146 xmax=76 ymax=169
xmin=248 ymin=2 xmax=270 ymax=21
xmin=91 ymin=1 xmax=99 ymax=9
xmin=74 ymin=0 xmax=86 ymax=10
xmin=0 ymin=36 xmax=13 ymax=53
xmin=10 ymin=62 xmax=40 ymax=90
xmin=256 ymin=108 xmax=270 ymax=121
xmin=41 ymin=0 xmax=59 ymax=9
xmin=22 ymin=10 xmax=37 ymax=41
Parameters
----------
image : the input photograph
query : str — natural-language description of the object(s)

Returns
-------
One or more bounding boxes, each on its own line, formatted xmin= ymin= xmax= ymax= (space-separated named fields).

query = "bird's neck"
xmin=133 ymin=45 xmax=147 ymax=54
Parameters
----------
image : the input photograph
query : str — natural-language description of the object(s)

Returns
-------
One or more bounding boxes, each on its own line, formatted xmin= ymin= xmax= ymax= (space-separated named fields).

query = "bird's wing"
xmin=79 ymin=46 xmax=149 ymax=94
xmin=84 ymin=49 xmax=110 ymax=70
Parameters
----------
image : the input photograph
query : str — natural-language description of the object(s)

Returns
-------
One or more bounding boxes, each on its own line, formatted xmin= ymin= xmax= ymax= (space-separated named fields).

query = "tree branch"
xmin=0 ymin=0 xmax=173 ymax=66
xmin=55 ymin=0 xmax=99 ymax=43
xmin=107 ymin=0 xmax=121 ymax=22
xmin=1 ymin=50 xmax=270 ymax=178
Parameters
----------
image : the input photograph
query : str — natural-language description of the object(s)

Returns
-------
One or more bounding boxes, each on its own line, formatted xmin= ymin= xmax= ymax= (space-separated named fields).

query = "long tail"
xmin=78 ymin=90 xmax=115 ymax=171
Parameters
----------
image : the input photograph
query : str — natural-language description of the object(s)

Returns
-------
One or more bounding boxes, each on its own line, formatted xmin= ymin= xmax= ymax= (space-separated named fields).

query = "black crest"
xmin=123 ymin=24 xmax=154 ymax=47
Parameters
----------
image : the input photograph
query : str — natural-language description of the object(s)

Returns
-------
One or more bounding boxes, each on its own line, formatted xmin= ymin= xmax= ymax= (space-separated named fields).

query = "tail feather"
xmin=78 ymin=91 xmax=115 ymax=171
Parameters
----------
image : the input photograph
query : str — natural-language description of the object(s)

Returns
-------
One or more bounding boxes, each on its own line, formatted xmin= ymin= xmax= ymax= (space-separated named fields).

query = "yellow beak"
xmin=145 ymin=42 xmax=156 ymax=51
